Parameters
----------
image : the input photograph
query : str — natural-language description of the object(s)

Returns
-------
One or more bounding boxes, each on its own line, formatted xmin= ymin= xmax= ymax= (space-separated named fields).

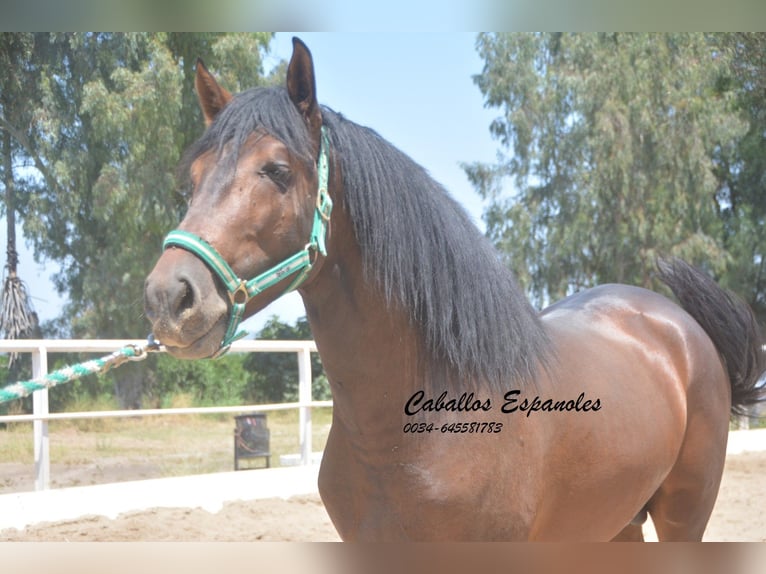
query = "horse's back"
xmin=532 ymin=283 xmax=730 ymax=540
xmin=540 ymin=282 xmax=729 ymax=409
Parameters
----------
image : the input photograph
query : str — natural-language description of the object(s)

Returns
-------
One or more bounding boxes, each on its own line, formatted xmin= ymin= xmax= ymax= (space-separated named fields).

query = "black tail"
xmin=657 ymin=258 xmax=766 ymax=416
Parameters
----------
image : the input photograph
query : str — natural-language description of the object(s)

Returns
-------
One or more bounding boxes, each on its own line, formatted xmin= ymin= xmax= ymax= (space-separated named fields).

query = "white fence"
xmin=0 ymin=339 xmax=331 ymax=492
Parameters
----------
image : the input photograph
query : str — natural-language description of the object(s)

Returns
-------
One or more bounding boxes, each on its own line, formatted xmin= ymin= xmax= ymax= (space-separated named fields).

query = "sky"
xmin=5 ymin=32 xmax=502 ymax=337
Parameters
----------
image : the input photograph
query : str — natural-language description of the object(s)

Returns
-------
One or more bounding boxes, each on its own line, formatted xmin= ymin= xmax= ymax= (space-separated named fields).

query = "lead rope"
xmin=0 ymin=335 xmax=163 ymax=404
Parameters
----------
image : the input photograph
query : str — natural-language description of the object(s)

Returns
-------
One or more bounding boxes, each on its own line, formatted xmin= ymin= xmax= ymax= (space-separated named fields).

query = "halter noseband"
xmin=162 ymin=126 xmax=332 ymax=358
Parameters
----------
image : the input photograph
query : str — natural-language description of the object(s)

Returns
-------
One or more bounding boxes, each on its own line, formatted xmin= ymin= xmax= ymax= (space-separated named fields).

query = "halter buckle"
xmin=317 ymin=188 xmax=332 ymax=221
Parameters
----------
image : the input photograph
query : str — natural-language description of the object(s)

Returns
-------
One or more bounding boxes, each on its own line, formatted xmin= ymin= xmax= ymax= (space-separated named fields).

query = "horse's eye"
xmin=259 ymin=162 xmax=291 ymax=191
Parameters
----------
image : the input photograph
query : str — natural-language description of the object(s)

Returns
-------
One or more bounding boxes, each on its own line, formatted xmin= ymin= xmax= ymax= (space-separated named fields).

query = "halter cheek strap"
xmin=162 ymin=126 xmax=332 ymax=358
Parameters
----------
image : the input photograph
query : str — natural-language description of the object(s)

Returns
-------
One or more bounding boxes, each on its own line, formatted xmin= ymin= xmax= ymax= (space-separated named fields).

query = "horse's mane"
xmin=182 ymin=86 xmax=553 ymax=390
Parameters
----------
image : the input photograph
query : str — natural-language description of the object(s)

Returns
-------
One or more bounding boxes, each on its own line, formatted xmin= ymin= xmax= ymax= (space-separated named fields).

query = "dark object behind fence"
xmin=234 ymin=413 xmax=271 ymax=470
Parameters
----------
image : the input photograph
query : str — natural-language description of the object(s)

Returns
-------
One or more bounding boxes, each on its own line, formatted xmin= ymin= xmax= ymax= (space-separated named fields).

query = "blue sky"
xmin=7 ymin=32 xmax=502 ymax=335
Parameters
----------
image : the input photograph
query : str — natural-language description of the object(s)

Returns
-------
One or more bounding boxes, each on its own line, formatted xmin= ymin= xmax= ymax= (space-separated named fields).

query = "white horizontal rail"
xmin=0 ymin=338 xmax=317 ymax=353
xmin=0 ymin=338 xmax=326 ymax=491
xmin=0 ymin=401 xmax=334 ymax=423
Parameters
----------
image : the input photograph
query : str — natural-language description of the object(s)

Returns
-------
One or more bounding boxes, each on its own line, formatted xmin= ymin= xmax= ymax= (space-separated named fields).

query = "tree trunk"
xmin=3 ymin=129 xmax=16 ymax=277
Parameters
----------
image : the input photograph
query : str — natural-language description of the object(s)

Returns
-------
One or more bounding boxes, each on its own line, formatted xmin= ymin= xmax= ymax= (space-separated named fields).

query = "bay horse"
xmin=144 ymin=38 xmax=765 ymax=541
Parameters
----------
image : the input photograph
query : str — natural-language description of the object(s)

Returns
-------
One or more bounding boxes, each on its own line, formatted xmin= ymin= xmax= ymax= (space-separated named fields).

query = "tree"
xmin=712 ymin=33 xmax=766 ymax=324
xmin=0 ymin=33 xmax=43 ymax=371
xmin=466 ymin=33 xmax=747 ymax=308
xmin=243 ymin=316 xmax=328 ymax=404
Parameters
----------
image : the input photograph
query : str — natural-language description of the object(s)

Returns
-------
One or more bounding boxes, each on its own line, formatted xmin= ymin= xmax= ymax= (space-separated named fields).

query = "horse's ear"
xmin=287 ymin=37 xmax=321 ymax=132
xmin=195 ymin=59 xmax=233 ymax=126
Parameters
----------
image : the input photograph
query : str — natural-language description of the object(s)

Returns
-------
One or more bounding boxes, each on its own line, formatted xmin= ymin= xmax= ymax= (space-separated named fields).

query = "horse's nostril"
xmin=177 ymin=279 xmax=196 ymax=314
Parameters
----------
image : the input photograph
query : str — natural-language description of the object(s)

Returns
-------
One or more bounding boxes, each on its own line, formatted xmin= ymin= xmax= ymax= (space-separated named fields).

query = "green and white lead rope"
xmin=0 ymin=336 xmax=162 ymax=404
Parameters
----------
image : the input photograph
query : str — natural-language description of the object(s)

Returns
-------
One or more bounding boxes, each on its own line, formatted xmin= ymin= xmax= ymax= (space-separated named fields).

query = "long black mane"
xmin=183 ymin=86 xmax=553 ymax=389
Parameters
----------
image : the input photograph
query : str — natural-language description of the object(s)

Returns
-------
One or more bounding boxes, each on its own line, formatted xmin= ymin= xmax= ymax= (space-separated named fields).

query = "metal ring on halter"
xmin=146 ymin=333 xmax=163 ymax=352
xmin=305 ymin=242 xmax=319 ymax=265
xmin=229 ymin=282 xmax=250 ymax=306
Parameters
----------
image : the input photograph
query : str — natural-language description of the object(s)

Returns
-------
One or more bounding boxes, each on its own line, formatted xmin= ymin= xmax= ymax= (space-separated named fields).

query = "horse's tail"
xmin=657 ymin=258 xmax=766 ymax=416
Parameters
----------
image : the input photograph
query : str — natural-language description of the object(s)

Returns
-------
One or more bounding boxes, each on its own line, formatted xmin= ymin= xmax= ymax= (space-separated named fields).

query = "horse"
xmin=144 ymin=38 xmax=766 ymax=541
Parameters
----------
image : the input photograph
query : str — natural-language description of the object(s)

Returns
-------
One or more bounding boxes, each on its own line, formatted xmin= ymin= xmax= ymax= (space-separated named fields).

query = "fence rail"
xmin=0 ymin=339 xmax=328 ymax=491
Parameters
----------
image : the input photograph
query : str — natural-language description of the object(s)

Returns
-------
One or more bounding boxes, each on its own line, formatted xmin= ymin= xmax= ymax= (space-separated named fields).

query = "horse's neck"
xmin=300 ymin=232 xmax=421 ymax=436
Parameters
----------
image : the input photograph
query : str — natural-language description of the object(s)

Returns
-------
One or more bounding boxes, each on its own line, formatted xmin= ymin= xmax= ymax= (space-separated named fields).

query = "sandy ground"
xmin=1 ymin=451 xmax=764 ymax=542
xmin=0 ymin=494 xmax=340 ymax=541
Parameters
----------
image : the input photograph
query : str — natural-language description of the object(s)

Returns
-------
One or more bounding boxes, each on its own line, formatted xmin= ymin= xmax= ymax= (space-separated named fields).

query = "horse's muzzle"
xmin=144 ymin=248 xmax=228 ymax=359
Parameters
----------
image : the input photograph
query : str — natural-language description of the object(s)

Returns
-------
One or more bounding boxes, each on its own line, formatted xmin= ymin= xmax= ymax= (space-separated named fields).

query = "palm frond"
xmin=0 ymin=271 xmax=38 ymax=366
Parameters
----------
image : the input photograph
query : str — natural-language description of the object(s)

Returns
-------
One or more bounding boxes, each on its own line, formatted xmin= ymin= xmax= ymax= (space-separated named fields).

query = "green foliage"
xmin=467 ymin=33 xmax=756 ymax=309
xmin=711 ymin=33 xmax=766 ymax=323
xmin=244 ymin=316 xmax=329 ymax=403
xmin=151 ymin=353 xmax=248 ymax=407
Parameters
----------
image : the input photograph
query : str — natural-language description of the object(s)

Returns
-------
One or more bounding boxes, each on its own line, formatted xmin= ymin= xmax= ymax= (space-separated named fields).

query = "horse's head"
xmin=144 ymin=38 xmax=330 ymax=359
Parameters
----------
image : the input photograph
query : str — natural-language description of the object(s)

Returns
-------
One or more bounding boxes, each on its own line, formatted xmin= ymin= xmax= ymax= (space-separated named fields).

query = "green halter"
xmin=162 ymin=126 xmax=332 ymax=358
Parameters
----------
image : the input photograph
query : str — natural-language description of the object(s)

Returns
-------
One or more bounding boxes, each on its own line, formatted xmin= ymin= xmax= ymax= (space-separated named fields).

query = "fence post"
xmin=32 ymin=346 xmax=50 ymax=491
xmin=297 ymin=345 xmax=312 ymax=465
